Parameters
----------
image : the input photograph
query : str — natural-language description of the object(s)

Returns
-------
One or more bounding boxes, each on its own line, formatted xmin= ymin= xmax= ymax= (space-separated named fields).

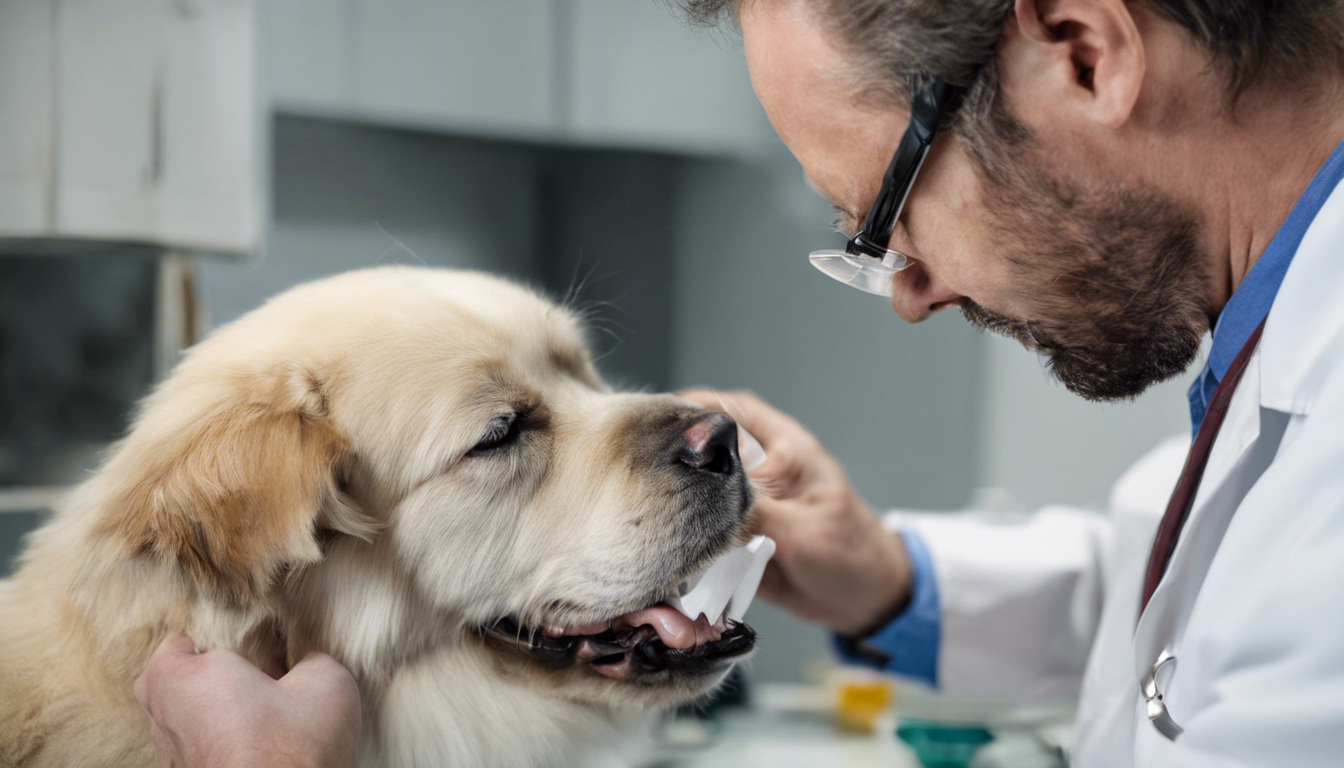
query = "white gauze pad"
xmin=668 ymin=535 xmax=776 ymax=624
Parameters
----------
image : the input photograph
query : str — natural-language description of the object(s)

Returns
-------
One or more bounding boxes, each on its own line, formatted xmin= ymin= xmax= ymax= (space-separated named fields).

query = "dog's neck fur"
xmin=0 ymin=484 xmax=635 ymax=768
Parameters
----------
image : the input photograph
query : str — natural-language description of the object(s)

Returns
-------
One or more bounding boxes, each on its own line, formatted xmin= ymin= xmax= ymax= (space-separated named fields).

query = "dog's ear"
xmin=100 ymin=365 xmax=374 ymax=604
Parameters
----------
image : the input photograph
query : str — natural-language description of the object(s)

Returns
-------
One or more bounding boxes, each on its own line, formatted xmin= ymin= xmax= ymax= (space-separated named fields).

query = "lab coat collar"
xmin=1258 ymin=177 xmax=1344 ymax=416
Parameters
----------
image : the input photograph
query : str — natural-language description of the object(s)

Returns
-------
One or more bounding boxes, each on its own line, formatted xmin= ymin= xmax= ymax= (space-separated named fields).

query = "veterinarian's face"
xmin=742 ymin=0 xmax=1209 ymax=400
xmin=317 ymin=271 xmax=756 ymax=703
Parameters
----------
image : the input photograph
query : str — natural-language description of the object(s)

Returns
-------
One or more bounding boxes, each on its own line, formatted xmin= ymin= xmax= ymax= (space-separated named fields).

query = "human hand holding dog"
xmin=679 ymin=389 xmax=913 ymax=638
xmin=134 ymin=634 xmax=360 ymax=768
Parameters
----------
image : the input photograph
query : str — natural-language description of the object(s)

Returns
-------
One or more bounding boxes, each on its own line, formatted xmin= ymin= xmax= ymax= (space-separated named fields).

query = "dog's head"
xmin=97 ymin=267 xmax=754 ymax=708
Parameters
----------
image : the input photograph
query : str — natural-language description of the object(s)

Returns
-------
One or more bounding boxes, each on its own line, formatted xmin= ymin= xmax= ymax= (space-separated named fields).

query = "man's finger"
xmin=755 ymin=561 xmax=787 ymax=601
xmin=153 ymin=633 xmax=200 ymax=659
xmin=747 ymin=495 xmax=790 ymax=541
xmin=133 ymin=672 xmax=148 ymax=709
xmin=136 ymin=634 xmax=199 ymax=706
xmin=145 ymin=716 xmax=178 ymax=768
xmin=676 ymin=388 xmax=800 ymax=450
xmin=282 ymin=652 xmax=359 ymax=701
xmin=282 ymin=652 xmax=363 ymax=731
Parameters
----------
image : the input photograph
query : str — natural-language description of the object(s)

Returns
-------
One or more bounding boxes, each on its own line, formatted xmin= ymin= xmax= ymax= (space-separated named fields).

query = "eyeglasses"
xmin=810 ymin=78 xmax=965 ymax=296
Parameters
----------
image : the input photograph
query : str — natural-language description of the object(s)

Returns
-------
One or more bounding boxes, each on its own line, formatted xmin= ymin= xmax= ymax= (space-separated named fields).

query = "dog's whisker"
xmin=373 ymin=222 xmax=428 ymax=267
xmin=561 ymin=252 xmax=588 ymax=309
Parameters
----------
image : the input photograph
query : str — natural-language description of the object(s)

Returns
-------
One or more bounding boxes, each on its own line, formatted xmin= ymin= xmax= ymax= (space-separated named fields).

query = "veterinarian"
xmin=675 ymin=0 xmax=1344 ymax=764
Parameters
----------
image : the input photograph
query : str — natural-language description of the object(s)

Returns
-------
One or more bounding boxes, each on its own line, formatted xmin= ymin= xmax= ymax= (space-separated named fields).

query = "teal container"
xmin=896 ymin=718 xmax=995 ymax=768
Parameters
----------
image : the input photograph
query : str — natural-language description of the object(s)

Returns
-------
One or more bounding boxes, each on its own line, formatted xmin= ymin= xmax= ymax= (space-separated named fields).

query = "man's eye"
xmin=468 ymin=413 xmax=522 ymax=455
xmin=829 ymin=205 xmax=855 ymax=237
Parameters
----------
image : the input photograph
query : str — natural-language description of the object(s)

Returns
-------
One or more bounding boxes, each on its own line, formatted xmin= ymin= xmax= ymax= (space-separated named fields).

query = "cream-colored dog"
xmin=0 ymin=267 xmax=756 ymax=767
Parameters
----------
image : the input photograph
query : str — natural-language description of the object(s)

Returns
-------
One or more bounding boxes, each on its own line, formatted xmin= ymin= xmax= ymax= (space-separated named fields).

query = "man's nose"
xmin=888 ymin=263 xmax=963 ymax=323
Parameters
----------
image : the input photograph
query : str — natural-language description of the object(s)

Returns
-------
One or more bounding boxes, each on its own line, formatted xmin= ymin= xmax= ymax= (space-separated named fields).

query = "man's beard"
xmin=960 ymin=157 xmax=1211 ymax=402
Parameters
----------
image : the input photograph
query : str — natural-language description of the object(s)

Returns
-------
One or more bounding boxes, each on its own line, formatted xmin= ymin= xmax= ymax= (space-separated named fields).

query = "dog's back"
xmin=0 ymin=493 xmax=164 ymax=768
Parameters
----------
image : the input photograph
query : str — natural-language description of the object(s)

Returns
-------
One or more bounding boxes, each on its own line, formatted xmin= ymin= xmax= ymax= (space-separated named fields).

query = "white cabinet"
xmin=567 ymin=0 xmax=770 ymax=153
xmin=0 ymin=1 xmax=55 ymax=236
xmin=54 ymin=0 xmax=162 ymax=244
xmin=351 ymin=0 xmax=557 ymax=136
xmin=1 ymin=0 xmax=262 ymax=254
xmin=262 ymin=0 xmax=773 ymax=153
xmin=154 ymin=0 xmax=262 ymax=251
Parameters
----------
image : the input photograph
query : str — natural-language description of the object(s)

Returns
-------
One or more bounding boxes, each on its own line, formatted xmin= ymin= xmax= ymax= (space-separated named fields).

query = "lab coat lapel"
xmin=1132 ymin=354 xmax=1263 ymax=680
xmin=1258 ymin=179 xmax=1344 ymax=416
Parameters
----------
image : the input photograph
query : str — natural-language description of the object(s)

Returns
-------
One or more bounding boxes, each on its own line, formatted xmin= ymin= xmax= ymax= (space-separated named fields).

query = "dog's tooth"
xmin=576 ymin=638 xmax=601 ymax=661
xmin=575 ymin=635 xmax=626 ymax=662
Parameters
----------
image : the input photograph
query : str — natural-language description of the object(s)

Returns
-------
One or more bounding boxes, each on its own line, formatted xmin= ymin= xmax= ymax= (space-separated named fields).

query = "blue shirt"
xmin=1189 ymin=137 xmax=1344 ymax=432
xmin=838 ymin=137 xmax=1344 ymax=687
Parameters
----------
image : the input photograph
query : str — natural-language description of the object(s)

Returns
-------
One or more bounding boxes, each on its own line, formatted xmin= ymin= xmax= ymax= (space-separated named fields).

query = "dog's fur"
xmin=0 ymin=268 xmax=753 ymax=767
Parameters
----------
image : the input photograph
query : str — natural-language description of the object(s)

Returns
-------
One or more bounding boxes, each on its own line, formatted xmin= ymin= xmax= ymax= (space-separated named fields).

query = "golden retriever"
xmin=0 ymin=267 xmax=756 ymax=767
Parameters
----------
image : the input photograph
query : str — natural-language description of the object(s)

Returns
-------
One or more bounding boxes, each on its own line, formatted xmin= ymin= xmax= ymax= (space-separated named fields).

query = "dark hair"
xmin=674 ymin=0 xmax=1344 ymax=106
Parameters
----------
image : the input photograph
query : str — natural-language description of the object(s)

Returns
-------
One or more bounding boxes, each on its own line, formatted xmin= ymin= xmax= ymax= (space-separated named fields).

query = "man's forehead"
xmin=742 ymin=0 xmax=910 ymax=232
xmin=804 ymin=173 xmax=857 ymax=218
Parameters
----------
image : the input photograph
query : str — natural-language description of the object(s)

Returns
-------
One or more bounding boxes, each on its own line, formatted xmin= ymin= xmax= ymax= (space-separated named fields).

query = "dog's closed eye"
xmin=467 ymin=411 xmax=527 ymax=456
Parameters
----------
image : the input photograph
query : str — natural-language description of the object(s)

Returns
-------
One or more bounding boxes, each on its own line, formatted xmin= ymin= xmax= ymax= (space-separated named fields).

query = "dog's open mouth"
xmin=476 ymin=604 xmax=755 ymax=681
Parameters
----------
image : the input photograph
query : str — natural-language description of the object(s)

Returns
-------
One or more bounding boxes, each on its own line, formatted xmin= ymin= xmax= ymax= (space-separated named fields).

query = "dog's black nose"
xmin=675 ymin=412 xmax=740 ymax=476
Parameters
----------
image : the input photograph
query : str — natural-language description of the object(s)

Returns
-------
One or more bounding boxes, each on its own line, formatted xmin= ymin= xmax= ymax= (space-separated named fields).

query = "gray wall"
xmin=199 ymin=116 xmax=546 ymax=325
xmin=978 ymin=337 xmax=1194 ymax=511
xmin=0 ymin=512 xmax=44 ymax=574
xmin=537 ymin=150 xmax=683 ymax=390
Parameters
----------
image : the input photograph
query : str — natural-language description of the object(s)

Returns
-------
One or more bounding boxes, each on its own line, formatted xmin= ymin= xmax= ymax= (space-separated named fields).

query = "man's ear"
xmin=1000 ymin=0 xmax=1145 ymax=130
xmin=99 ymin=365 xmax=377 ymax=604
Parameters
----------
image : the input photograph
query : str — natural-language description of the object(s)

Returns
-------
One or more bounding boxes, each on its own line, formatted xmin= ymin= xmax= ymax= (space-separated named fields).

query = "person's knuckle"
xmin=776 ymin=458 xmax=805 ymax=489
xmin=300 ymin=654 xmax=358 ymax=695
xmin=307 ymin=652 xmax=347 ymax=676
xmin=768 ymin=437 xmax=795 ymax=463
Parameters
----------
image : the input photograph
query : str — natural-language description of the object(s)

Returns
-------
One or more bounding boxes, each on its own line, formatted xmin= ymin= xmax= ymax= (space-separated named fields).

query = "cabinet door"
xmin=264 ymin=0 xmax=353 ymax=111
xmin=351 ymin=0 xmax=557 ymax=136
xmin=156 ymin=0 xmax=262 ymax=252
xmin=0 ymin=0 xmax=55 ymax=237
xmin=55 ymin=0 xmax=260 ymax=253
xmin=53 ymin=0 xmax=159 ymax=241
xmin=567 ymin=0 xmax=771 ymax=154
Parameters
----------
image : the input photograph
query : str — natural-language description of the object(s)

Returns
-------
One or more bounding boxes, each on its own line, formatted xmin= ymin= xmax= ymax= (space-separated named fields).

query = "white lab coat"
xmin=893 ymin=182 xmax=1344 ymax=766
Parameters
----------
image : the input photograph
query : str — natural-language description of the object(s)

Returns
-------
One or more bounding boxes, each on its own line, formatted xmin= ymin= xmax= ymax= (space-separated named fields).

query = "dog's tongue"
xmin=613 ymin=604 xmax=714 ymax=649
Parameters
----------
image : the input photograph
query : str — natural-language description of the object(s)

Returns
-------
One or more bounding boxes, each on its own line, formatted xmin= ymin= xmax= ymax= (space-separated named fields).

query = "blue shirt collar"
xmin=1189 ymin=136 xmax=1344 ymax=434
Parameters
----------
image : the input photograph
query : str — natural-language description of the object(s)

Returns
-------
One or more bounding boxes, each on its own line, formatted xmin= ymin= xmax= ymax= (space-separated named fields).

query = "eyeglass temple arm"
xmin=856 ymin=79 xmax=967 ymax=250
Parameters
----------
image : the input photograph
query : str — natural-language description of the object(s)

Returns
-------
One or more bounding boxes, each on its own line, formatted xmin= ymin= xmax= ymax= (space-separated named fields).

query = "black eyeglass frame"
xmin=845 ymin=78 xmax=966 ymax=262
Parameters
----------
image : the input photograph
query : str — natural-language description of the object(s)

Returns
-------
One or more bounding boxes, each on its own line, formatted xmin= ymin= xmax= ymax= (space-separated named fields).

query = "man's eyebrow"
xmin=829 ymin=204 xmax=855 ymax=234
xmin=803 ymin=173 xmax=860 ymax=228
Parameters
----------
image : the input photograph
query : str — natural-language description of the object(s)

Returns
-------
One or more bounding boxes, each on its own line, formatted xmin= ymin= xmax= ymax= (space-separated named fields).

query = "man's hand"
xmin=133 ymin=634 xmax=361 ymax=768
xmin=681 ymin=389 xmax=913 ymax=637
